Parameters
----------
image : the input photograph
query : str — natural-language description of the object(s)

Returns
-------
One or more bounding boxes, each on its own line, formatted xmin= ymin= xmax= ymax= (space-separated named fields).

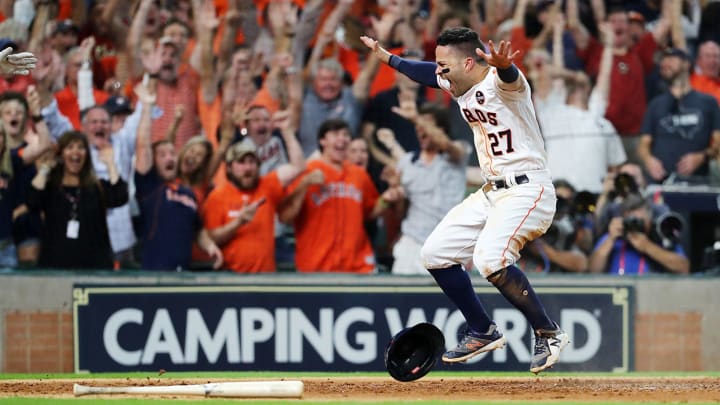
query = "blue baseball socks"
xmin=487 ymin=264 xmax=555 ymax=331
xmin=428 ymin=264 xmax=494 ymax=334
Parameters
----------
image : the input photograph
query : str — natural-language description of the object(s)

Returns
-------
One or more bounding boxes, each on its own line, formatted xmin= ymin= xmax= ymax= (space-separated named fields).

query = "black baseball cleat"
xmin=530 ymin=323 xmax=570 ymax=374
xmin=442 ymin=324 xmax=507 ymax=363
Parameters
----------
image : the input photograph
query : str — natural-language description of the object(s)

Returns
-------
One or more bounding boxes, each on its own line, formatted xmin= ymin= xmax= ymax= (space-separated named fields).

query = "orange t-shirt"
xmin=202 ymin=172 xmax=285 ymax=272
xmin=55 ymin=86 xmax=110 ymax=129
xmin=287 ymin=159 xmax=379 ymax=273
xmin=690 ymin=73 xmax=720 ymax=105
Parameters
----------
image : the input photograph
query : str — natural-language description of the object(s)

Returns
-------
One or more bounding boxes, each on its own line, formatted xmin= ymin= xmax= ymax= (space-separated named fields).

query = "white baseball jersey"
xmin=421 ymin=67 xmax=556 ymax=277
xmin=438 ymin=69 xmax=547 ymax=179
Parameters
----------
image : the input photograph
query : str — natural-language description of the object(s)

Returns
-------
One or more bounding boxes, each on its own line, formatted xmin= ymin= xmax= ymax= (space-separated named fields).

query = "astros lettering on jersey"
xmin=437 ymin=69 xmax=548 ymax=179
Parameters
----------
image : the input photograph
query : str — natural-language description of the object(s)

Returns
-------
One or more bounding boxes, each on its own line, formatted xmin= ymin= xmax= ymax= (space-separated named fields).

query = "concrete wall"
xmin=1 ymin=272 xmax=718 ymax=372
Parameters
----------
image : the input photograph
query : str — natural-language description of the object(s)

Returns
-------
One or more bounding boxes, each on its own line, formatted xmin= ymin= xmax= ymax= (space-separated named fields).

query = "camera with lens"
xmin=622 ymin=216 xmax=646 ymax=235
xmin=654 ymin=212 xmax=684 ymax=249
xmin=544 ymin=196 xmax=577 ymax=250
xmin=613 ymin=173 xmax=639 ymax=198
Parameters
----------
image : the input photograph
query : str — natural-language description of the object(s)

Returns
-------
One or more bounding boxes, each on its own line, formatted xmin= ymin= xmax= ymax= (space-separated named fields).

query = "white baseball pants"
xmin=420 ymin=170 xmax=556 ymax=277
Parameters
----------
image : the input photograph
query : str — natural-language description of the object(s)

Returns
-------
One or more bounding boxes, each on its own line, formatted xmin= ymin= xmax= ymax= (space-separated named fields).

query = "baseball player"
xmin=361 ymin=27 xmax=569 ymax=374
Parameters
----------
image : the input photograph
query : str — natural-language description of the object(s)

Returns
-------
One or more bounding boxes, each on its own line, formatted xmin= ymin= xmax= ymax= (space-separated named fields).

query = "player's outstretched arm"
xmin=0 ymin=47 xmax=37 ymax=75
xmin=360 ymin=35 xmax=440 ymax=89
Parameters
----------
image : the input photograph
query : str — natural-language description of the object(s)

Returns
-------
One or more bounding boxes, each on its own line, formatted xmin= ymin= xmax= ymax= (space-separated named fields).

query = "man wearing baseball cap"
xmin=104 ymin=95 xmax=134 ymax=133
xmin=51 ymin=19 xmax=79 ymax=54
xmin=201 ymin=141 xmax=305 ymax=272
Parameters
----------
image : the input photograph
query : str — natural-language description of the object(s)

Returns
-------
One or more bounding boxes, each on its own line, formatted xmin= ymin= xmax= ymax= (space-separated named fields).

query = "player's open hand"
xmin=359 ymin=35 xmax=379 ymax=52
xmin=0 ymin=47 xmax=37 ymax=75
xmin=476 ymin=40 xmax=518 ymax=70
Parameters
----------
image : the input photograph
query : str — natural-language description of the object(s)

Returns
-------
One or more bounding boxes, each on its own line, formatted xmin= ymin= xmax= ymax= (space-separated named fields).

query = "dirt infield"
xmin=1 ymin=376 xmax=719 ymax=402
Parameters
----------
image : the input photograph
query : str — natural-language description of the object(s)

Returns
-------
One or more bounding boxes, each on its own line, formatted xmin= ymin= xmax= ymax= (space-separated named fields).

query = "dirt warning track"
xmin=1 ymin=376 xmax=719 ymax=402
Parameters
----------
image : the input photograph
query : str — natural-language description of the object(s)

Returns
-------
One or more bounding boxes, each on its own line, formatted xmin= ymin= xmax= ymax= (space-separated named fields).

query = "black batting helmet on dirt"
xmin=384 ymin=323 xmax=445 ymax=382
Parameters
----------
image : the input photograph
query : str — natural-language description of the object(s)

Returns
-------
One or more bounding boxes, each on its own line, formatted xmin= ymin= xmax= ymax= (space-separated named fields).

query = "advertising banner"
xmin=73 ymin=285 xmax=633 ymax=373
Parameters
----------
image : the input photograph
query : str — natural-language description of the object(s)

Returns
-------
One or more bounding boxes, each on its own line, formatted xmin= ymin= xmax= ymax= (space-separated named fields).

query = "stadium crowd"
xmin=0 ymin=0 xmax=719 ymax=275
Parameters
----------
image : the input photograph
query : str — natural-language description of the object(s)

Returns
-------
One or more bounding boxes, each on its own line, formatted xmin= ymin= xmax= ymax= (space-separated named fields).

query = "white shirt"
xmin=438 ymin=68 xmax=548 ymax=179
xmin=538 ymin=85 xmax=626 ymax=193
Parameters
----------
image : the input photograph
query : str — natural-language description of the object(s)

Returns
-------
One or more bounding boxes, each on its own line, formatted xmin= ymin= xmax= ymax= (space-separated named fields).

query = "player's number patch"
xmin=487 ymin=129 xmax=514 ymax=156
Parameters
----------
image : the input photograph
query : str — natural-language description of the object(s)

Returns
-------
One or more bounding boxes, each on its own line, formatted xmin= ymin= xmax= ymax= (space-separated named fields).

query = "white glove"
xmin=0 ymin=47 xmax=37 ymax=75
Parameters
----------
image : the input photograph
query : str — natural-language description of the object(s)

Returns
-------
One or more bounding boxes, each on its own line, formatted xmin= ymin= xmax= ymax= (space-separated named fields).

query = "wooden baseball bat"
xmin=73 ymin=380 xmax=303 ymax=398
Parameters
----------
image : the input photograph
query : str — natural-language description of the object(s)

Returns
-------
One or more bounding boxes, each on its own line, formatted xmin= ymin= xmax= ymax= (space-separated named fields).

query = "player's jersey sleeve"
xmin=493 ymin=68 xmax=528 ymax=98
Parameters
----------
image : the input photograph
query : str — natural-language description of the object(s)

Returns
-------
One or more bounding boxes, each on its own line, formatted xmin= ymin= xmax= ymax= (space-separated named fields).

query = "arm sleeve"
xmin=77 ymin=64 xmax=96 ymax=111
xmin=26 ymin=183 xmax=49 ymax=211
xmin=100 ymin=178 xmax=129 ymax=208
xmin=389 ymin=55 xmax=441 ymax=89
xmin=40 ymin=99 xmax=74 ymax=141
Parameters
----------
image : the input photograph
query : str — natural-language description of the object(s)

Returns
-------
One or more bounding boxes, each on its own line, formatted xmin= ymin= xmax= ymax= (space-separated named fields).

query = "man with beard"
xmin=134 ymin=83 xmax=222 ymax=271
xmin=201 ymin=142 xmax=305 ymax=272
xmin=637 ymin=48 xmax=720 ymax=183
xmin=144 ymin=37 xmax=202 ymax=150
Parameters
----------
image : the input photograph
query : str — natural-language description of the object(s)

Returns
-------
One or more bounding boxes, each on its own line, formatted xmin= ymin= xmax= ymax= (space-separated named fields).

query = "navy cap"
xmin=104 ymin=96 xmax=133 ymax=116
xmin=54 ymin=19 xmax=79 ymax=35
xmin=662 ymin=48 xmax=690 ymax=61
xmin=0 ymin=38 xmax=18 ymax=51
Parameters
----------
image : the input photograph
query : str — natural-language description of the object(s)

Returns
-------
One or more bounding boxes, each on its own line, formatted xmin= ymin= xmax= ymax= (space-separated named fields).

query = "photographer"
xmin=594 ymin=162 xmax=669 ymax=237
xmin=518 ymin=180 xmax=590 ymax=273
xmin=589 ymin=194 xmax=689 ymax=275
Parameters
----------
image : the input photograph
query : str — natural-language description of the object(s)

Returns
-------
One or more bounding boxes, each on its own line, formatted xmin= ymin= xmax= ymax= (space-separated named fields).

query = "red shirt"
xmin=55 ymin=86 xmax=110 ymax=129
xmin=577 ymin=33 xmax=657 ymax=135
xmin=690 ymin=73 xmax=720 ymax=105
xmin=0 ymin=74 xmax=34 ymax=95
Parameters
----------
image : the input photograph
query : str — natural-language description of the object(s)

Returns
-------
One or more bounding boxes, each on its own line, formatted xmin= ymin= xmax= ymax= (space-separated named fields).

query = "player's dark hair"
xmin=437 ymin=27 xmax=485 ymax=61
xmin=317 ymin=119 xmax=350 ymax=152
xmin=418 ymin=102 xmax=450 ymax=135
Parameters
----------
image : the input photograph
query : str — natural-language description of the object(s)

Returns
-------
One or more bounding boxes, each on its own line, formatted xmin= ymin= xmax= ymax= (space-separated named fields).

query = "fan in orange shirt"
xmin=280 ymin=119 xmax=404 ymax=273
xmin=202 ymin=141 xmax=303 ymax=272
xmin=690 ymin=40 xmax=720 ymax=105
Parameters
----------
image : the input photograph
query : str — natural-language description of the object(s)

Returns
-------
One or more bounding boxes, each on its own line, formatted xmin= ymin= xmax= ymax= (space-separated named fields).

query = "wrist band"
xmin=32 ymin=115 xmax=44 ymax=123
